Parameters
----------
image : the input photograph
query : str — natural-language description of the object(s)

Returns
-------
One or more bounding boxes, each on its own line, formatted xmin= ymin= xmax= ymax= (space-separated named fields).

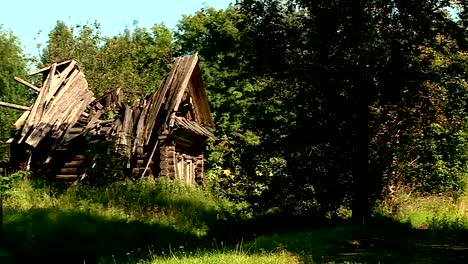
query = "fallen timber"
xmin=2 ymin=56 xmax=216 ymax=185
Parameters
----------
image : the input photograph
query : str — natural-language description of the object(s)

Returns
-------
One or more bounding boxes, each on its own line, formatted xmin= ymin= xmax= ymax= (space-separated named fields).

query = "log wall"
xmin=159 ymin=143 xmax=176 ymax=179
xmin=157 ymin=141 xmax=205 ymax=185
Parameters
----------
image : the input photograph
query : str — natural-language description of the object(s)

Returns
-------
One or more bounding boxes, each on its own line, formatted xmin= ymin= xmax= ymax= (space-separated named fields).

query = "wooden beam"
xmin=14 ymin=110 xmax=30 ymax=129
xmin=63 ymin=160 xmax=83 ymax=168
xmin=14 ymin=77 xmax=40 ymax=93
xmin=170 ymin=55 xmax=199 ymax=114
xmin=58 ymin=168 xmax=79 ymax=174
xmin=55 ymin=175 xmax=78 ymax=182
xmin=0 ymin=101 xmax=30 ymax=111
xmin=142 ymin=140 xmax=159 ymax=177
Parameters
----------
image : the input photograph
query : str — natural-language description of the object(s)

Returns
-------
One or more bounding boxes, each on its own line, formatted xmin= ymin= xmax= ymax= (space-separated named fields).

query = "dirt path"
xmin=330 ymin=234 xmax=468 ymax=263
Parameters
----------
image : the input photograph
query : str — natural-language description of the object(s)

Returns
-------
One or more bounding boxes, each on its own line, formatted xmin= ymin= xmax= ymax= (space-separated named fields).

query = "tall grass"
xmin=5 ymin=178 xmax=231 ymax=232
xmin=2 ymin=176 xmax=468 ymax=263
xmin=144 ymin=251 xmax=299 ymax=264
xmin=381 ymin=185 xmax=468 ymax=230
xmin=0 ymin=178 xmax=301 ymax=264
xmin=1 ymin=178 xmax=235 ymax=263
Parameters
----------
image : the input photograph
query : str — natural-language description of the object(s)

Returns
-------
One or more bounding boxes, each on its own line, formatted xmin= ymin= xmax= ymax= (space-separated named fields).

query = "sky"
xmin=0 ymin=0 xmax=233 ymax=57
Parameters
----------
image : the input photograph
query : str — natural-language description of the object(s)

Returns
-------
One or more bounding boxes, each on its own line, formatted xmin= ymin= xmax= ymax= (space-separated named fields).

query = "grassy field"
xmin=0 ymin=178 xmax=467 ymax=263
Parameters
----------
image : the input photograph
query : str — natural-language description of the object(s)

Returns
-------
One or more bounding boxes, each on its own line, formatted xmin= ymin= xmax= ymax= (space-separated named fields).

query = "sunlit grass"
xmin=4 ymin=178 xmax=231 ymax=234
xmin=383 ymin=187 xmax=468 ymax=229
xmin=2 ymin=176 xmax=468 ymax=263
xmin=1 ymin=178 xmax=235 ymax=262
xmin=144 ymin=251 xmax=300 ymax=264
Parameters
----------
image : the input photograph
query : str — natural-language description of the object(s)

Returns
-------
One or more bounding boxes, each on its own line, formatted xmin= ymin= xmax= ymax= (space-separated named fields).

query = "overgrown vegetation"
xmin=1 ymin=177 xmax=228 ymax=263
xmin=1 ymin=176 xmax=468 ymax=263
xmin=3 ymin=0 xmax=468 ymax=217
xmin=2 ymin=0 xmax=468 ymax=263
xmin=0 ymin=177 xmax=309 ymax=263
xmin=0 ymin=26 xmax=33 ymax=161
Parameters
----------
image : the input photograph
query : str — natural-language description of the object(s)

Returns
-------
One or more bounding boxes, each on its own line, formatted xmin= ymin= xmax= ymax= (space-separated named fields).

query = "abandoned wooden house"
xmin=0 ymin=55 xmax=216 ymax=185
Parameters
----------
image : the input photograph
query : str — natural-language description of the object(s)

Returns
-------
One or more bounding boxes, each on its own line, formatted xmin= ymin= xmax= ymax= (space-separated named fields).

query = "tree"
xmin=41 ymin=21 xmax=175 ymax=97
xmin=176 ymin=0 xmax=468 ymax=219
xmin=0 ymin=26 xmax=30 ymax=161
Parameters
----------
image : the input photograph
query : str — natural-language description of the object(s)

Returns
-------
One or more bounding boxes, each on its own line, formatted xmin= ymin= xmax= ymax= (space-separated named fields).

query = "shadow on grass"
xmin=1 ymin=208 xmax=203 ymax=264
xmin=2 ymin=208 xmax=468 ymax=264
xmin=2 ymin=178 xmax=468 ymax=264
xmin=214 ymin=215 xmax=468 ymax=264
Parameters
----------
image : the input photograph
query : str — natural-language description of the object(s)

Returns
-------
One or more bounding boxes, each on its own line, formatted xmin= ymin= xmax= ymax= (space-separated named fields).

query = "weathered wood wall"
xmin=3 ymin=56 xmax=215 ymax=186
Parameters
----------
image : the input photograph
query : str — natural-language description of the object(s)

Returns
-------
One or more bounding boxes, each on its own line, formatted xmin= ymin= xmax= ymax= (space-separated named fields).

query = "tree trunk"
xmin=350 ymin=0 xmax=371 ymax=223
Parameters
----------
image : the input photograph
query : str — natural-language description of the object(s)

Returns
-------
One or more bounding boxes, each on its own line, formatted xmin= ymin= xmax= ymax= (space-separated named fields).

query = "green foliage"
xmin=83 ymin=139 xmax=129 ymax=186
xmin=174 ymin=0 xmax=468 ymax=218
xmin=4 ymin=0 xmax=468 ymax=223
xmin=1 ymin=176 xmax=468 ymax=263
xmin=380 ymin=185 xmax=468 ymax=230
xmin=40 ymin=20 xmax=175 ymax=97
xmin=176 ymin=5 xmax=299 ymax=214
xmin=0 ymin=170 xmax=30 ymax=193
xmin=2 ymin=178 xmax=233 ymax=262
xmin=0 ymin=26 xmax=31 ymax=161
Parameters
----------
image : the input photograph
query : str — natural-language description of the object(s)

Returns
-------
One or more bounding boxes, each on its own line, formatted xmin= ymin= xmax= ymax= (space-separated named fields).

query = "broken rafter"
xmin=8 ymin=55 xmax=215 ymax=184
xmin=14 ymin=77 xmax=40 ymax=93
xmin=14 ymin=110 xmax=30 ymax=129
xmin=0 ymin=101 xmax=30 ymax=111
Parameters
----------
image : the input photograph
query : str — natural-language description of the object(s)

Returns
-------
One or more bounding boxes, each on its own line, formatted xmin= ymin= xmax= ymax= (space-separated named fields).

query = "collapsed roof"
xmin=0 ymin=55 xmax=216 ymax=183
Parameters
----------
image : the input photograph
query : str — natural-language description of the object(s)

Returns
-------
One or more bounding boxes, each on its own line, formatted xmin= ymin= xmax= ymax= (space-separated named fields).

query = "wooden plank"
xmin=143 ymin=57 xmax=183 ymax=144
xmin=117 ymin=105 xmax=133 ymax=164
xmin=48 ymin=72 xmax=87 ymax=123
xmin=0 ymin=101 xmax=30 ymax=111
xmin=58 ymin=167 xmax=79 ymax=174
xmin=14 ymin=77 xmax=40 ymax=93
xmin=163 ymin=56 xmax=199 ymax=132
xmin=49 ymin=70 xmax=80 ymax=104
xmin=68 ymin=127 xmax=84 ymax=134
xmin=142 ymin=140 xmax=159 ymax=177
xmin=136 ymin=159 xmax=154 ymax=166
xmin=59 ymin=91 xmax=94 ymax=143
xmin=29 ymin=63 xmax=56 ymax=134
xmin=190 ymin=64 xmax=214 ymax=126
xmin=55 ymin=175 xmax=78 ymax=182
xmin=44 ymin=61 xmax=77 ymax=106
xmin=95 ymin=102 xmax=104 ymax=110
xmin=24 ymin=74 xmax=84 ymax=146
xmin=25 ymin=73 xmax=89 ymax=147
xmin=142 ymin=93 xmax=160 ymax=144
xmin=63 ymin=160 xmax=83 ymax=168
xmin=31 ymin=69 xmax=81 ymax=137
xmin=14 ymin=110 xmax=30 ymax=130
xmin=123 ymin=106 xmax=133 ymax=136
xmin=187 ymin=81 xmax=200 ymax=123
xmin=116 ymin=88 xmax=123 ymax=108
xmin=132 ymin=101 xmax=148 ymax=155
xmin=164 ymin=57 xmax=189 ymax=111
xmin=170 ymin=56 xmax=199 ymax=114
xmin=84 ymin=108 xmax=105 ymax=132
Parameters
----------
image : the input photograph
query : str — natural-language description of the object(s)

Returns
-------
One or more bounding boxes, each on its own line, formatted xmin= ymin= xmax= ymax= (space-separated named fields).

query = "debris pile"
xmin=0 ymin=55 xmax=216 ymax=184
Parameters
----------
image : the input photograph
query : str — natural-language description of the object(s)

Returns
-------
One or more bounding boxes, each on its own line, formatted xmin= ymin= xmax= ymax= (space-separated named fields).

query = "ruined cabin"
xmin=1 ymin=55 xmax=216 ymax=185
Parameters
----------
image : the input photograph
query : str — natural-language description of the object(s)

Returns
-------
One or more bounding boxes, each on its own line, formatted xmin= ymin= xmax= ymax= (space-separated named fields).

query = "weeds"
xmin=1 ymin=176 xmax=468 ymax=263
xmin=1 ymin=178 xmax=235 ymax=263
xmin=381 ymin=185 xmax=468 ymax=229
